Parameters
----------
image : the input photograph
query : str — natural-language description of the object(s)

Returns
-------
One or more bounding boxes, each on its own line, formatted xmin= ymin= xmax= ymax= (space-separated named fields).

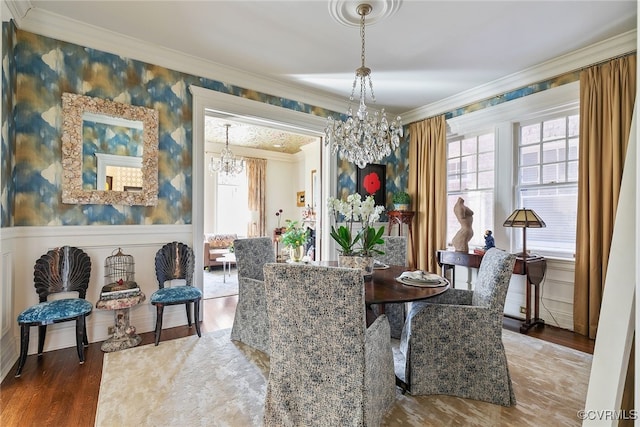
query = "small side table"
xmin=215 ymin=253 xmax=236 ymax=283
xmin=96 ymin=293 xmax=146 ymax=352
xmin=387 ymin=210 xmax=416 ymax=267
xmin=518 ymin=256 xmax=547 ymax=333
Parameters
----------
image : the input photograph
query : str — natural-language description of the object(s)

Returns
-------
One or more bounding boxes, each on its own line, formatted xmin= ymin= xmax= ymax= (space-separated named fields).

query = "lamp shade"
xmin=503 ymin=209 xmax=546 ymax=228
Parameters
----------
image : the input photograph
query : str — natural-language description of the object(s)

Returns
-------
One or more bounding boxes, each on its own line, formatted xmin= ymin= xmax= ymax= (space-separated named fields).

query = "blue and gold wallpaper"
xmin=1 ymin=22 xmax=17 ymax=228
xmin=2 ymin=23 xmax=586 ymax=228
xmin=13 ymin=29 xmax=196 ymax=225
xmin=2 ymin=26 xmax=411 ymax=227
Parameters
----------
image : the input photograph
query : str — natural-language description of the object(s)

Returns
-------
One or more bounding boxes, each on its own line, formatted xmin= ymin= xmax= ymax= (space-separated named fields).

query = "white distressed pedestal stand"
xmin=96 ymin=293 xmax=146 ymax=352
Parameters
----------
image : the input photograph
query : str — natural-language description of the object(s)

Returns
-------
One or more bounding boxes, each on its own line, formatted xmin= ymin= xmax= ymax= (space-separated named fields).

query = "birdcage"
xmin=104 ymin=248 xmax=135 ymax=285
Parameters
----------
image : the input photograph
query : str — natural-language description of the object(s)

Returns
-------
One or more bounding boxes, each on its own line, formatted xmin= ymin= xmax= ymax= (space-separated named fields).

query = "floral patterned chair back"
xmin=263 ymin=263 xmax=395 ymax=426
xmin=230 ymin=237 xmax=275 ymax=354
xmin=397 ymin=248 xmax=517 ymax=406
xmin=377 ymin=236 xmax=408 ymax=267
xmin=234 ymin=237 xmax=275 ymax=281
xmin=373 ymin=235 xmax=408 ymax=338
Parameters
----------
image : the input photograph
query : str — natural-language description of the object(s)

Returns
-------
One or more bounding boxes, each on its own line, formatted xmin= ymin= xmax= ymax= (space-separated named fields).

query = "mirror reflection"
xmin=82 ymin=112 xmax=144 ymax=190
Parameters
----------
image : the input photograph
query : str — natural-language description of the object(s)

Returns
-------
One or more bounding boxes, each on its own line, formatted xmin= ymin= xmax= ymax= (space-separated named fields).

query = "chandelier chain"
xmin=360 ymin=10 xmax=366 ymax=70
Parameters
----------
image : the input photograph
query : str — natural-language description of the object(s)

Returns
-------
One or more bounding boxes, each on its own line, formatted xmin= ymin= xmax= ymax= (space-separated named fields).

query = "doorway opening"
xmin=192 ymin=86 xmax=332 ymax=318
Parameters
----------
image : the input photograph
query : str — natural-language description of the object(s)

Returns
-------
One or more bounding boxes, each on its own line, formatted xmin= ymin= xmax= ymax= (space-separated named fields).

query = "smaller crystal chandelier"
xmin=209 ymin=124 xmax=245 ymax=176
xmin=325 ymin=3 xmax=403 ymax=169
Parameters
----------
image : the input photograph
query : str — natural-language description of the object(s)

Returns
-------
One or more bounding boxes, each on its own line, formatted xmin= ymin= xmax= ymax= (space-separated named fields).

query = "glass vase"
xmin=289 ymin=245 xmax=305 ymax=262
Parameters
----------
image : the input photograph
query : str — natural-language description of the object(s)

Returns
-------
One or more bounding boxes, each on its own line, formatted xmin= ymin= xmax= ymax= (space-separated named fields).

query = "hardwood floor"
xmin=0 ymin=294 xmax=593 ymax=427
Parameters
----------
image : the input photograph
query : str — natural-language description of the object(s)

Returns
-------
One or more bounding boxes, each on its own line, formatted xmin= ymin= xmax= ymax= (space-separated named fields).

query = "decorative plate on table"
xmin=373 ymin=260 xmax=389 ymax=270
xmin=395 ymin=271 xmax=448 ymax=288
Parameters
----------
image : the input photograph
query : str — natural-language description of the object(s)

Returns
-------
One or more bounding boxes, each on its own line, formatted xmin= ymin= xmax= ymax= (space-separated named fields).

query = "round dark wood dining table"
xmin=320 ymin=261 xmax=450 ymax=307
xmin=364 ymin=264 xmax=449 ymax=305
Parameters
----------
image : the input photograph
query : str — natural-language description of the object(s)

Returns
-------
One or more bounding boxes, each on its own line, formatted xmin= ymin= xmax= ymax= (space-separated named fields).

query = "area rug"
xmin=96 ymin=329 xmax=592 ymax=427
xmin=203 ymin=269 xmax=238 ymax=299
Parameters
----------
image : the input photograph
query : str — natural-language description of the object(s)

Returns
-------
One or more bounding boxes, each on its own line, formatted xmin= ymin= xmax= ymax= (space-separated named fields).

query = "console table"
xmin=436 ymin=250 xmax=546 ymax=333
xmin=387 ymin=210 xmax=416 ymax=267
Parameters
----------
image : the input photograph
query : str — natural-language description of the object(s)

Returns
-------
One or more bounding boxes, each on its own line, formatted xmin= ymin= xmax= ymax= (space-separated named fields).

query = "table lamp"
xmin=503 ymin=208 xmax=546 ymax=258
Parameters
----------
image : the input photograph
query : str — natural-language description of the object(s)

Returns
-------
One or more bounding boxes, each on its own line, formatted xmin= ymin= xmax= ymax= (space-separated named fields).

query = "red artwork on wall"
xmin=362 ymin=172 xmax=381 ymax=195
xmin=356 ymin=164 xmax=386 ymax=208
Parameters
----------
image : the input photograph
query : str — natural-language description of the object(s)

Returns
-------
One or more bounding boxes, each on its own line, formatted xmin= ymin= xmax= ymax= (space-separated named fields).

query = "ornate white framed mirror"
xmin=61 ymin=92 xmax=159 ymax=205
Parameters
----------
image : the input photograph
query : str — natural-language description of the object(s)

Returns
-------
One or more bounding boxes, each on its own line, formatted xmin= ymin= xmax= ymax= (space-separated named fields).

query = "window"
xmin=444 ymin=82 xmax=580 ymax=259
xmin=215 ymin=171 xmax=249 ymax=235
xmin=446 ymin=132 xmax=495 ymax=248
xmin=516 ymin=114 xmax=579 ymax=258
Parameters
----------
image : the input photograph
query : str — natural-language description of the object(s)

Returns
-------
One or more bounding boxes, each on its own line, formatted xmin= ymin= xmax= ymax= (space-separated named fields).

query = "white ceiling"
xmin=14 ymin=0 xmax=638 ymax=152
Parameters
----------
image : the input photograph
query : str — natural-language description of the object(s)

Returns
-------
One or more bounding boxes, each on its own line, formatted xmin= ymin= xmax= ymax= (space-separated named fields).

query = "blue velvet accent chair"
xmin=372 ymin=235 xmax=408 ymax=338
xmin=15 ymin=246 xmax=93 ymax=377
xmin=263 ymin=263 xmax=395 ymax=426
xmin=151 ymin=242 xmax=202 ymax=346
xmin=396 ymin=248 xmax=517 ymax=406
xmin=230 ymin=237 xmax=274 ymax=354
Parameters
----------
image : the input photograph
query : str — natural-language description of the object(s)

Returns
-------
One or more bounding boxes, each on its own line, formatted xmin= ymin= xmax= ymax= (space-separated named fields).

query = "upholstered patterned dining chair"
xmin=230 ymin=237 xmax=274 ymax=354
xmin=396 ymin=248 xmax=517 ymax=406
xmin=263 ymin=263 xmax=395 ymax=426
xmin=373 ymin=235 xmax=408 ymax=338
xmin=151 ymin=242 xmax=202 ymax=346
xmin=378 ymin=235 xmax=408 ymax=266
xmin=16 ymin=246 xmax=93 ymax=377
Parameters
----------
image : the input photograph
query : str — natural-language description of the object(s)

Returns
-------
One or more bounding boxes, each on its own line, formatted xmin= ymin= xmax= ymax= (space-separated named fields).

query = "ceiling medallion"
xmin=328 ymin=0 xmax=402 ymax=27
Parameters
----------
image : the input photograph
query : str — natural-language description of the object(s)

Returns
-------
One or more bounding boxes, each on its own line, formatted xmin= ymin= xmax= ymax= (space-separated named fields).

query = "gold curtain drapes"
xmin=246 ymin=158 xmax=267 ymax=237
xmin=408 ymin=115 xmax=447 ymax=271
xmin=574 ymin=54 xmax=636 ymax=339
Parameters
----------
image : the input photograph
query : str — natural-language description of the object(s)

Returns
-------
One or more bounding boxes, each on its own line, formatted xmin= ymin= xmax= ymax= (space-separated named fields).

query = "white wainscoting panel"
xmin=1 ymin=237 xmax=16 ymax=381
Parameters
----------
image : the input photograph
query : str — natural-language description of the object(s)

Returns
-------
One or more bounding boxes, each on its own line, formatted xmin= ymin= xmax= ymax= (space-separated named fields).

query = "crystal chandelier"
xmin=209 ymin=124 xmax=245 ymax=176
xmin=325 ymin=3 xmax=403 ymax=169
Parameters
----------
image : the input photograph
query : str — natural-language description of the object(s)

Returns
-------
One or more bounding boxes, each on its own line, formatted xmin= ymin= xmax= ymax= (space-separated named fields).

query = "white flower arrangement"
xmin=327 ymin=194 xmax=385 ymax=256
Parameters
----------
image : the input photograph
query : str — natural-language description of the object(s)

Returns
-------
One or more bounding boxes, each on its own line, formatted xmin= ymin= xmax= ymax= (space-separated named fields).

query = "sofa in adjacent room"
xmin=203 ymin=234 xmax=237 ymax=270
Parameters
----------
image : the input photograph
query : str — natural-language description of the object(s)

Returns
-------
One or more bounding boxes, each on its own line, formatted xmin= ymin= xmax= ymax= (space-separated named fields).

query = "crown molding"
xmin=446 ymin=81 xmax=579 ymax=136
xmin=13 ymin=5 xmax=348 ymax=114
xmin=10 ymin=2 xmax=637 ymax=126
xmin=402 ymin=30 xmax=636 ymax=124
xmin=3 ymin=0 xmax=30 ymax=22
